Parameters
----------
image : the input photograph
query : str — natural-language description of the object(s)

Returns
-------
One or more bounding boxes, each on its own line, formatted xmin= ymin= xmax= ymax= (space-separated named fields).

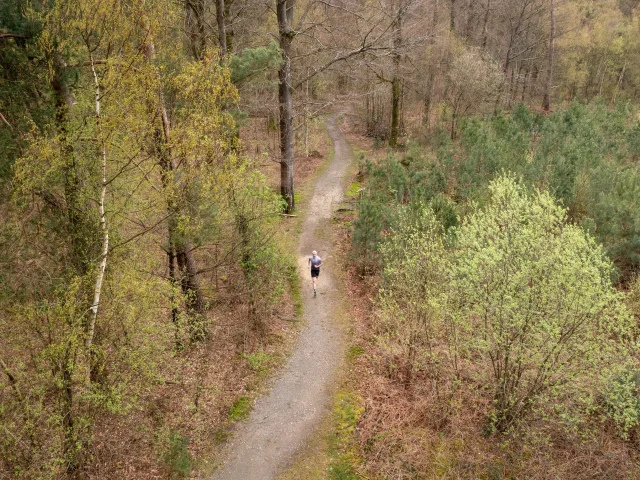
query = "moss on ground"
xmin=327 ymin=392 xmax=364 ymax=480
xmin=228 ymin=396 xmax=252 ymax=421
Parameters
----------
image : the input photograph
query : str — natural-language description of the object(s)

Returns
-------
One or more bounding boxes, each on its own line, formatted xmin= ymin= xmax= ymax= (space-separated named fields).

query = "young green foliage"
xmin=448 ymin=176 xmax=637 ymax=433
xmin=378 ymin=205 xmax=448 ymax=387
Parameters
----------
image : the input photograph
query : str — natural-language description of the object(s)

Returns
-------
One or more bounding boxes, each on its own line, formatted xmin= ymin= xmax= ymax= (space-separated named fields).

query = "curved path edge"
xmin=211 ymin=113 xmax=353 ymax=480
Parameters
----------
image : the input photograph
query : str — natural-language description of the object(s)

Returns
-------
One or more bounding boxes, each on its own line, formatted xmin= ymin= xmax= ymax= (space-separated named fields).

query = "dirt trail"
xmin=211 ymin=114 xmax=353 ymax=480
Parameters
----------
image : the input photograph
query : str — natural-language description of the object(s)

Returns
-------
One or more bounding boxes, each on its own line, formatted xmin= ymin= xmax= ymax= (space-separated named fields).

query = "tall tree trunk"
xmin=389 ymin=0 xmax=403 ymax=147
xmin=142 ymin=17 xmax=204 ymax=315
xmin=449 ymin=0 xmax=457 ymax=33
xmin=215 ymin=0 xmax=227 ymax=56
xmin=614 ymin=61 xmax=627 ymax=102
xmin=390 ymin=79 xmax=401 ymax=146
xmin=234 ymin=209 xmax=260 ymax=329
xmin=531 ymin=64 xmax=539 ymax=98
xmin=423 ymin=71 xmax=436 ymax=127
xmin=543 ymin=0 xmax=555 ymax=112
xmin=167 ymin=229 xmax=178 ymax=324
xmin=225 ymin=0 xmax=235 ymax=53
xmin=185 ymin=0 xmax=206 ymax=60
xmin=496 ymin=4 xmax=525 ymax=109
xmin=277 ymin=0 xmax=295 ymax=213
xmin=481 ymin=0 xmax=490 ymax=51
xmin=511 ymin=64 xmax=522 ymax=101
xmin=50 ymin=48 xmax=85 ymax=478
xmin=86 ymin=54 xmax=109 ymax=357
xmin=507 ymin=65 xmax=517 ymax=106
xmin=464 ymin=0 xmax=475 ymax=40
xmin=61 ymin=345 xmax=79 ymax=476
xmin=521 ymin=67 xmax=530 ymax=102
xmin=52 ymin=53 xmax=93 ymax=275
xmin=304 ymin=68 xmax=310 ymax=157
xmin=423 ymin=0 xmax=439 ymax=127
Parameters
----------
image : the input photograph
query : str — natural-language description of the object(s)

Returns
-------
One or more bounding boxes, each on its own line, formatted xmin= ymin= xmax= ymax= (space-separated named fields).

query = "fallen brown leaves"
xmin=85 ymin=289 xmax=300 ymax=479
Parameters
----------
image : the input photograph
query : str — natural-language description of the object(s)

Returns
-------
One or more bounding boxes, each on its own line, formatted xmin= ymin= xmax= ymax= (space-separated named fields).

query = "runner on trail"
xmin=308 ymin=250 xmax=322 ymax=297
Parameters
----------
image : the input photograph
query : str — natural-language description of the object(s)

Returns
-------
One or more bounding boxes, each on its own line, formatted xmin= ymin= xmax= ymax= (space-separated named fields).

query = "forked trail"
xmin=212 ymin=114 xmax=353 ymax=480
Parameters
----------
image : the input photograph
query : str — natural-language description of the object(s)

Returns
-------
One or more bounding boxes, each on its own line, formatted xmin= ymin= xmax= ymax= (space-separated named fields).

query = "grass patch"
xmin=241 ymin=350 xmax=272 ymax=371
xmin=212 ymin=429 xmax=229 ymax=446
xmin=328 ymin=392 xmax=364 ymax=480
xmin=346 ymin=345 xmax=364 ymax=362
xmin=277 ymin=391 xmax=364 ymax=480
xmin=163 ymin=431 xmax=193 ymax=478
xmin=346 ymin=181 xmax=362 ymax=198
xmin=228 ymin=396 xmax=252 ymax=421
xmin=289 ymin=261 xmax=304 ymax=318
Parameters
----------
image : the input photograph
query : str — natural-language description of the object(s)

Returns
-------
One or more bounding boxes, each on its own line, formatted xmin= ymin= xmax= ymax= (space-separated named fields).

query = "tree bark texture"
xmin=86 ymin=54 xmax=109 ymax=357
xmin=464 ymin=0 xmax=475 ymax=40
xmin=185 ymin=0 xmax=206 ymax=60
xmin=481 ymin=0 xmax=491 ymax=51
xmin=496 ymin=0 xmax=529 ymax=109
xmin=215 ymin=0 xmax=227 ymax=56
xmin=450 ymin=0 xmax=457 ymax=32
xmin=389 ymin=0 xmax=403 ymax=147
xmin=390 ymin=78 xmax=401 ymax=146
xmin=423 ymin=0 xmax=439 ymax=127
xmin=225 ymin=0 xmax=235 ymax=53
xmin=61 ymin=346 xmax=78 ymax=475
xmin=277 ymin=0 xmax=295 ymax=213
xmin=543 ymin=0 xmax=555 ymax=112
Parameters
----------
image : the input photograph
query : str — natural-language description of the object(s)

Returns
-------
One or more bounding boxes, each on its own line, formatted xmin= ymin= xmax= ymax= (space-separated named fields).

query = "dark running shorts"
xmin=311 ymin=268 xmax=320 ymax=278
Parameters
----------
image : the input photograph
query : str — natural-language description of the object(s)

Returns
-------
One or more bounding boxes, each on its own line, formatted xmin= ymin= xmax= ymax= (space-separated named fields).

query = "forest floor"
xmin=211 ymin=113 xmax=354 ymax=480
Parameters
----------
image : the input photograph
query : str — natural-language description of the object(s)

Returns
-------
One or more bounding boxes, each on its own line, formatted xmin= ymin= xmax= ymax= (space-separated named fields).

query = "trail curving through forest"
xmin=212 ymin=113 xmax=352 ymax=480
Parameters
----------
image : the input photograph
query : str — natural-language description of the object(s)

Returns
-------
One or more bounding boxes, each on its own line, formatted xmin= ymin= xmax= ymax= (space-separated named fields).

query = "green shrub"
xmin=448 ymin=176 xmax=636 ymax=433
xmin=328 ymin=393 xmax=364 ymax=480
xmin=377 ymin=205 xmax=448 ymax=386
xmin=163 ymin=431 xmax=192 ymax=478
xmin=602 ymin=371 xmax=640 ymax=439
xmin=367 ymin=175 xmax=637 ymax=436
xmin=352 ymin=195 xmax=387 ymax=274
xmin=241 ymin=350 xmax=271 ymax=371
xmin=228 ymin=396 xmax=252 ymax=421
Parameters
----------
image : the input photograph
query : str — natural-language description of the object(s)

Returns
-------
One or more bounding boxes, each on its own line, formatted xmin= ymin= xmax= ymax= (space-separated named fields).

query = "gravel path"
xmin=211 ymin=114 xmax=352 ymax=480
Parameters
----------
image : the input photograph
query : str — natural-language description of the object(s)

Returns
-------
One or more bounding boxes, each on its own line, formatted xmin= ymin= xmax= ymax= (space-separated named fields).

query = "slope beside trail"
xmin=211 ymin=114 xmax=353 ymax=480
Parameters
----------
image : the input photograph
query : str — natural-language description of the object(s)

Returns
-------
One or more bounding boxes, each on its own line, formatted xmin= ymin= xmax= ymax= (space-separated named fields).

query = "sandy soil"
xmin=210 ymin=114 xmax=353 ymax=480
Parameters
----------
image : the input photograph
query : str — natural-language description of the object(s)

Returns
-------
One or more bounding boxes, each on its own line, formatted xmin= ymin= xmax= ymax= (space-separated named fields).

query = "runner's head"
xmin=312 ymin=250 xmax=317 ymax=257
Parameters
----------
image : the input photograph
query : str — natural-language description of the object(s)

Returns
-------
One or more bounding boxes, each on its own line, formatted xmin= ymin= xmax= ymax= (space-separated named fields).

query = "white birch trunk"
xmin=86 ymin=55 xmax=109 ymax=354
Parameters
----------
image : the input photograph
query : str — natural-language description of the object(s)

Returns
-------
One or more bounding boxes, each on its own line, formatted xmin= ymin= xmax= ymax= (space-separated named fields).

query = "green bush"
xmin=328 ymin=393 xmax=364 ymax=480
xmin=163 ymin=431 xmax=192 ymax=478
xmin=352 ymin=196 xmax=387 ymax=274
xmin=228 ymin=396 xmax=252 ymax=421
xmin=367 ymin=175 xmax=638 ymax=436
xmin=377 ymin=205 xmax=448 ymax=386
xmin=602 ymin=371 xmax=640 ymax=439
xmin=448 ymin=176 xmax=636 ymax=433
